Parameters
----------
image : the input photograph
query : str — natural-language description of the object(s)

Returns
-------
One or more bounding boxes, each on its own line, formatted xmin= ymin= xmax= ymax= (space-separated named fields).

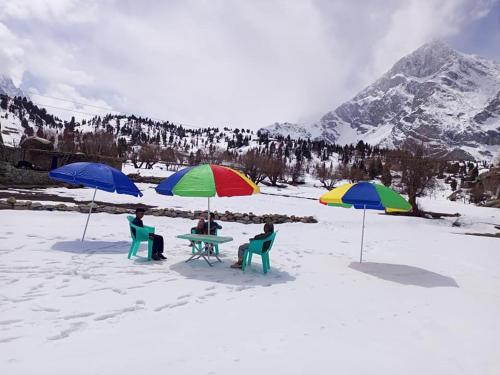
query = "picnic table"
xmin=177 ymin=233 xmax=234 ymax=266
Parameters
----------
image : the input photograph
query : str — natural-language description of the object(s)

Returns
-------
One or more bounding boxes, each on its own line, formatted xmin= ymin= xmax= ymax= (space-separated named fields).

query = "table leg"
xmin=207 ymin=243 xmax=222 ymax=263
xmin=186 ymin=242 xmax=203 ymax=262
xmin=185 ymin=241 xmax=215 ymax=266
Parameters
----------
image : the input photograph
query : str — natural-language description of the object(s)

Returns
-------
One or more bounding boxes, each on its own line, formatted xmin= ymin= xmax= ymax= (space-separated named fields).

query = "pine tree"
xmin=381 ymin=164 xmax=392 ymax=187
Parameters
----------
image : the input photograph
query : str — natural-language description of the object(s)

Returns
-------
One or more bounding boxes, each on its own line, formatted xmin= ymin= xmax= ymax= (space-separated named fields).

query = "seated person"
xmin=192 ymin=215 xmax=206 ymax=235
xmin=204 ymin=216 xmax=222 ymax=235
xmin=188 ymin=215 xmax=206 ymax=248
xmin=132 ymin=208 xmax=166 ymax=261
xmin=203 ymin=216 xmax=223 ymax=255
xmin=231 ymin=222 xmax=274 ymax=269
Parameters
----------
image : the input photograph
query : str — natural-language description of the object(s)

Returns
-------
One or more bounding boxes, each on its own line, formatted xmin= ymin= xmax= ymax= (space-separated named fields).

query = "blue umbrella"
xmin=49 ymin=162 xmax=142 ymax=241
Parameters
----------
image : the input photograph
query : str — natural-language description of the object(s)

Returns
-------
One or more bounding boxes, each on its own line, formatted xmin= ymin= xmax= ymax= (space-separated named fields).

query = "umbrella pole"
xmin=360 ymin=204 xmax=366 ymax=263
xmin=82 ymin=187 xmax=97 ymax=242
xmin=207 ymin=197 xmax=211 ymax=235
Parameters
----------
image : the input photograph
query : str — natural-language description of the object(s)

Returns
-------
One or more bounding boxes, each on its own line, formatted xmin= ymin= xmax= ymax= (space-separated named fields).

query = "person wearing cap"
xmin=132 ymin=208 xmax=166 ymax=261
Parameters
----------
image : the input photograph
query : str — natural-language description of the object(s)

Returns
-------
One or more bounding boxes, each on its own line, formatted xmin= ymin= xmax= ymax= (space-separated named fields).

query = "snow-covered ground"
xmin=1 ymin=175 xmax=499 ymax=374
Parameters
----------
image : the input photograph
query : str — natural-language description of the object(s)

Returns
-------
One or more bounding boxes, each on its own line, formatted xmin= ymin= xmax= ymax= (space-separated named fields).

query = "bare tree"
xmin=263 ymin=155 xmax=286 ymax=186
xmin=201 ymin=149 xmax=226 ymax=165
xmin=481 ymin=164 xmax=500 ymax=199
xmin=380 ymin=163 xmax=392 ymax=187
xmin=160 ymin=147 xmax=178 ymax=169
xmin=286 ymin=160 xmax=305 ymax=185
xmin=79 ymin=131 xmax=117 ymax=157
xmin=469 ymin=182 xmax=485 ymax=204
xmin=314 ymin=162 xmax=339 ymax=189
xmin=397 ymin=147 xmax=438 ymax=214
xmin=238 ymin=149 xmax=266 ymax=184
xmin=349 ymin=164 xmax=366 ymax=182
xmin=139 ymin=144 xmax=160 ymax=169
xmin=58 ymin=129 xmax=77 ymax=153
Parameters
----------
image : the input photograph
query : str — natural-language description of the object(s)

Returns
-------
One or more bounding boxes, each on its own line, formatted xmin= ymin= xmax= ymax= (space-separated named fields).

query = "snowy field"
xmin=1 ymin=177 xmax=499 ymax=374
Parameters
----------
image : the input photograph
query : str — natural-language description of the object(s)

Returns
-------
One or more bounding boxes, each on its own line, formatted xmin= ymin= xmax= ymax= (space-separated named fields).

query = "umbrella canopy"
xmin=49 ymin=162 xmax=142 ymax=197
xmin=319 ymin=182 xmax=411 ymax=262
xmin=49 ymin=162 xmax=142 ymax=241
xmin=320 ymin=182 xmax=411 ymax=212
xmin=156 ymin=164 xmax=259 ymax=197
xmin=156 ymin=164 xmax=259 ymax=238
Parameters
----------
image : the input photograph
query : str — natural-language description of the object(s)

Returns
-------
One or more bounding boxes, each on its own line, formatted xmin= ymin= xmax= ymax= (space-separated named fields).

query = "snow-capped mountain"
xmin=259 ymin=122 xmax=318 ymax=140
xmin=262 ymin=41 xmax=500 ymax=161
xmin=0 ymin=75 xmax=25 ymax=98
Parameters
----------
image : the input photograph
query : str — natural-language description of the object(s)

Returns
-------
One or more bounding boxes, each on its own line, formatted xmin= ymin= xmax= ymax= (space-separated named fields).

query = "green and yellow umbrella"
xmin=320 ymin=181 xmax=411 ymax=262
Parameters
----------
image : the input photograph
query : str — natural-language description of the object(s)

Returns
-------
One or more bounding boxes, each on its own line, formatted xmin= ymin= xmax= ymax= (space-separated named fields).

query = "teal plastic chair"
xmin=190 ymin=228 xmax=220 ymax=255
xmin=242 ymin=231 xmax=277 ymax=274
xmin=127 ymin=215 xmax=155 ymax=261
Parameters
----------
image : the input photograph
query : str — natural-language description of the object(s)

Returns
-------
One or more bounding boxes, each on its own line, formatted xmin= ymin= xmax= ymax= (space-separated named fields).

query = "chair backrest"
xmin=262 ymin=231 xmax=277 ymax=253
xmin=127 ymin=215 xmax=136 ymax=239
xmin=250 ymin=231 xmax=277 ymax=253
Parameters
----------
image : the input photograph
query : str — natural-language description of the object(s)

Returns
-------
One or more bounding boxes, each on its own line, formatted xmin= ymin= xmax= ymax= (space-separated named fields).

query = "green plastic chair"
xmin=242 ymin=231 xmax=277 ymax=274
xmin=190 ymin=228 xmax=220 ymax=255
xmin=127 ymin=215 xmax=155 ymax=261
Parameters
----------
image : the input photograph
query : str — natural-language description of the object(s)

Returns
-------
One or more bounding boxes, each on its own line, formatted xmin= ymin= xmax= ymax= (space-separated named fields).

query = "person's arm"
xmin=252 ymin=232 xmax=270 ymax=241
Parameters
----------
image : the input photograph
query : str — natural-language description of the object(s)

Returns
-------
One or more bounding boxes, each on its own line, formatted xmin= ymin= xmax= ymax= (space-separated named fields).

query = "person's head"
xmin=197 ymin=216 xmax=205 ymax=228
xmin=135 ymin=207 xmax=146 ymax=219
xmin=263 ymin=222 xmax=274 ymax=234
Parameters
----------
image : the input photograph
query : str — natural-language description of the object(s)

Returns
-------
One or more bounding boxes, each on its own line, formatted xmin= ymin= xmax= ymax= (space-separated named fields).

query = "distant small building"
xmin=19 ymin=136 xmax=54 ymax=151
xmin=1 ymin=143 xmax=122 ymax=171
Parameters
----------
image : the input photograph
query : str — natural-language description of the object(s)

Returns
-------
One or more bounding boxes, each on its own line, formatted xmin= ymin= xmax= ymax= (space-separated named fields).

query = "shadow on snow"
xmin=169 ymin=259 xmax=296 ymax=287
xmin=51 ymin=240 xmax=130 ymax=254
xmin=349 ymin=262 xmax=459 ymax=288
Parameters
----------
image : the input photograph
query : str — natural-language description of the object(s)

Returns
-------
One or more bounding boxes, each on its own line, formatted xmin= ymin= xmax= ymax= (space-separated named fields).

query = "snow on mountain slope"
xmin=259 ymin=41 xmax=500 ymax=161
xmin=0 ymin=95 xmax=63 ymax=147
xmin=0 ymin=105 xmax=25 ymax=147
xmin=316 ymin=41 xmax=500 ymax=160
xmin=260 ymin=122 xmax=318 ymax=139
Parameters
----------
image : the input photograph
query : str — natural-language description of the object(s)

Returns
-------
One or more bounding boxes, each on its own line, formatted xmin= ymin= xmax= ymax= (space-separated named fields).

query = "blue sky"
xmin=0 ymin=0 xmax=498 ymax=129
xmin=449 ymin=0 xmax=500 ymax=61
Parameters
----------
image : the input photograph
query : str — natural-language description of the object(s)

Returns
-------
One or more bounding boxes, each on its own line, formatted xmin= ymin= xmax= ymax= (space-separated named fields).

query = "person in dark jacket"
xmin=231 ymin=222 xmax=274 ymax=269
xmin=204 ymin=216 xmax=222 ymax=235
xmin=132 ymin=208 xmax=166 ymax=261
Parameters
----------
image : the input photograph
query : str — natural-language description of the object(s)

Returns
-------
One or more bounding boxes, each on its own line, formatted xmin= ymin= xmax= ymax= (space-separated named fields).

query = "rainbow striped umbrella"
xmin=320 ymin=182 xmax=411 ymax=262
xmin=156 ymin=164 xmax=260 ymax=233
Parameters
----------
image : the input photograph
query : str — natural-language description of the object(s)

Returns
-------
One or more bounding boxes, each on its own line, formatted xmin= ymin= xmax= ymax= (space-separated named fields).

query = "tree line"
xmin=2 ymin=94 xmax=498 ymax=213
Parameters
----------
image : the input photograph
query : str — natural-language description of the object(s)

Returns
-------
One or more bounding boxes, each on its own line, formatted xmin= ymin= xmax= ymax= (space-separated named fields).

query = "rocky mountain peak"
xmin=260 ymin=42 xmax=500 ymax=161
xmin=0 ymin=75 xmax=25 ymax=98
xmin=388 ymin=40 xmax=458 ymax=78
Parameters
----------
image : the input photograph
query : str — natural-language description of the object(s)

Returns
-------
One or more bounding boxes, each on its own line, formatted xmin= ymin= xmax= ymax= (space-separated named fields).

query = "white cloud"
xmin=368 ymin=0 xmax=496 ymax=81
xmin=0 ymin=22 xmax=27 ymax=85
xmin=0 ymin=0 xmax=497 ymax=128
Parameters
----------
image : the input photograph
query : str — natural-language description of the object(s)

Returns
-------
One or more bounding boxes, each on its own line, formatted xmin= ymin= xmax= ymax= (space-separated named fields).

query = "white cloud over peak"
xmin=0 ymin=0 xmax=497 ymax=128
